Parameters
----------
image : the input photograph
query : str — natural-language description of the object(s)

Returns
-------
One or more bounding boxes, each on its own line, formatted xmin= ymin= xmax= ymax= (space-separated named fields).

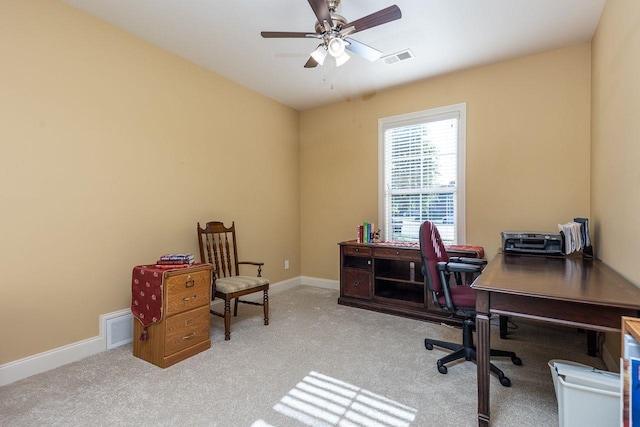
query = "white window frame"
xmin=378 ymin=103 xmax=466 ymax=244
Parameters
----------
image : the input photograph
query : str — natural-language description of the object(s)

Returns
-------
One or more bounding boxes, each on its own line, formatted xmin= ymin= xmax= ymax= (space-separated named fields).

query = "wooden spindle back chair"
xmin=197 ymin=221 xmax=269 ymax=340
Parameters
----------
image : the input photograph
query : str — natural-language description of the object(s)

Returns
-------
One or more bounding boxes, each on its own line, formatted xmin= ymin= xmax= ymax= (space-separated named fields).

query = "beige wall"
xmin=300 ymin=44 xmax=592 ymax=280
xmin=5 ymin=0 xmax=637 ymax=369
xmin=592 ymin=0 xmax=640 ymax=279
xmin=591 ymin=0 xmax=640 ymax=362
xmin=0 ymin=0 xmax=300 ymax=364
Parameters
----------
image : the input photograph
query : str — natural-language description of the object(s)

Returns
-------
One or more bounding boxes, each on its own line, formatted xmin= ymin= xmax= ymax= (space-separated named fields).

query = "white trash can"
xmin=548 ymin=359 xmax=620 ymax=427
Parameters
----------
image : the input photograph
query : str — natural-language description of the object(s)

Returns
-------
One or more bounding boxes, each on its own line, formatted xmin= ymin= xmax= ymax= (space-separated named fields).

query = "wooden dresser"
xmin=132 ymin=264 xmax=212 ymax=368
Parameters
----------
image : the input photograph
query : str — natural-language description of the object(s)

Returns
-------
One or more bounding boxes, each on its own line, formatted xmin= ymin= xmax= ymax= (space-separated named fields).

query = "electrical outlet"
xmin=284 ymin=260 xmax=290 ymax=270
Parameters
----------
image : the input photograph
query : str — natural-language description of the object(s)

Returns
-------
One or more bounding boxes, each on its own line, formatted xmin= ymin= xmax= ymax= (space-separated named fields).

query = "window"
xmin=378 ymin=103 xmax=466 ymax=244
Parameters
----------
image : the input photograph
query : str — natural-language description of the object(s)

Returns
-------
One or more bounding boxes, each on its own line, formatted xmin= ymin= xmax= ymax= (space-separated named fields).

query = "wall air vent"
xmin=105 ymin=311 xmax=133 ymax=349
xmin=381 ymin=49 xmax=414 ymax=65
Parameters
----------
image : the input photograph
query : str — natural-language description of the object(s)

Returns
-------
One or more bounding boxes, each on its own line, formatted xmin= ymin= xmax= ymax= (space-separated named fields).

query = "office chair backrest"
xmin=419 ymin=221 xmax=450 ymax=296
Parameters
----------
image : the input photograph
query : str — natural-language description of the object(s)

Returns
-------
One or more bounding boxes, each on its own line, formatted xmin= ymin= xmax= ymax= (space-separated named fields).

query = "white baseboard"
xmin=0 ymin=310 xmax=115 ymax=387
xmin=300 ymin=276 xmax=339 ymax=290
xmin=0 ymin=277 xmax=316 ymax=386
xmin=0 ymin=335 xmax=106 ymax=387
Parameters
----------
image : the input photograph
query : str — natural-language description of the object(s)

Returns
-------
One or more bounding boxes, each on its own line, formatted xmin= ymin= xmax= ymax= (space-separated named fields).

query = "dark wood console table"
xmin=338 ymin=240 xmax=482 ymax=325
xmin=472 ymin=253 xmax=640 ymax=426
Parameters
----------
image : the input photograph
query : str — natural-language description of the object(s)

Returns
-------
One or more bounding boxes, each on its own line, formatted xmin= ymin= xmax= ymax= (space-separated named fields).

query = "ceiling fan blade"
xmin=307 ymin=0 xmax=333 ymax=28
xmin=347 ymin=5 xmax=402 ymax=34
xmin=261 ymin=31 xmax=318 ymax=38
xmin=304 ymin=56 xmax=319 ymax=68
xmin=344 ymin=38 xmax=382 ymax=62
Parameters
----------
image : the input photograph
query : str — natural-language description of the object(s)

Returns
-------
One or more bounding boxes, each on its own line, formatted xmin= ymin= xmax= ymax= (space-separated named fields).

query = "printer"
xmin=501 ymin=231 xmax=564 ymax=255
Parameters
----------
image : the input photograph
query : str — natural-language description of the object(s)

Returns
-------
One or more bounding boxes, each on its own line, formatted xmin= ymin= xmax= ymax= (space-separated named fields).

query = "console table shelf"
xmin=338 ymin=240 xmax=481 ymax=325
xmin=375 ymin=271 xmax=422 ymax=283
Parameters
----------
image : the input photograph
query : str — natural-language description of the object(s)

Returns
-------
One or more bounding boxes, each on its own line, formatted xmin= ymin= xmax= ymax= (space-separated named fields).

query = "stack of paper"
xmin=558 ymin=218 xmax=591 ymax=255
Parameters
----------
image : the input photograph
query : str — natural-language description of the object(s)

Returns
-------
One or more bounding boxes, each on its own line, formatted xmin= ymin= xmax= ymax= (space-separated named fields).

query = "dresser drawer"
xmin=343 ymin=245 xmax=372 ymax=257
xmin=164 ymin=305 xmax=210 ymax=356
xmin=165 ymin=269 xmax=211 ymax=315
xmin=342 ymin=269 xmax=372 ymax=299
xmin=374 ymin=247 xmax=421 ymax=262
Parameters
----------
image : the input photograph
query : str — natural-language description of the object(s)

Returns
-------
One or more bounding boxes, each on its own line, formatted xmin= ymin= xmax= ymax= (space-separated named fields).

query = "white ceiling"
xmin=59 ymin=0 xmax=606 ymax=111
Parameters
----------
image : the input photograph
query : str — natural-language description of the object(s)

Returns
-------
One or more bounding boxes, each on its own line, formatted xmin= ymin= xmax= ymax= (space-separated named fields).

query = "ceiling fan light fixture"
xmin=334 ymin=52 xmax=350 ymax=67
xmin=327 ymin=37 xmax=346 ymax=58
xmin=311 ymin=45 xmax=328 ymax=65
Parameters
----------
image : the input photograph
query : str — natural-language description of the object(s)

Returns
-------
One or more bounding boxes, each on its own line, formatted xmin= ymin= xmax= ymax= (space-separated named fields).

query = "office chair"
xmin=197 ymin=221 xmax=269 ymax=340
xmin=419 ymin=221 xmax=521 ymax=387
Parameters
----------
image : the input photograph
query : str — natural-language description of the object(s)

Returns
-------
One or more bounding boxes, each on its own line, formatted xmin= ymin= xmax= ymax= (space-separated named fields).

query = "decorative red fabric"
xmin=374 ymin=241 xmax=420 ymax=248
xmin=352 ymin=240 xmax=484 ymax=259
xmin=131 ymin=265 xmax=166 ymax=328
xmin=446 ymin=244 xmax=485 ymax=259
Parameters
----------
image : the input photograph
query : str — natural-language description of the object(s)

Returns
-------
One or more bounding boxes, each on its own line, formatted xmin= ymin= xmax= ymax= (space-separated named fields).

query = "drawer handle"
xmin=353 ymin=280 xmax=360 ymax=287
xmin=182 ymin=294 xmax=197 ymax=302
xmin=182 ymin=332 xmax=196 ymax=340
xmin=395 ymin=251 xmax=400 ymax=255
xmin=355 ymin=248 xmax=359 ymax=252
xmin=185 ymin=275 xmax=195 ymax=288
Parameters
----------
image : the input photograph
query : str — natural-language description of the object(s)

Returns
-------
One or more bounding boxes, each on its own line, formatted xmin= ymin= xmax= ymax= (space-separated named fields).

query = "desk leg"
xmin=500 ymin=315 xmax=508 ymax=339
xmin=476 ymin=290 xmax=491 ymax=427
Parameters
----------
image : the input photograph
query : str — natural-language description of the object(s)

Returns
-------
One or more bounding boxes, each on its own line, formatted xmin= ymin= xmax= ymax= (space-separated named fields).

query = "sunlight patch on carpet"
xmin=253 ymin=371 xmax=417 ymax=427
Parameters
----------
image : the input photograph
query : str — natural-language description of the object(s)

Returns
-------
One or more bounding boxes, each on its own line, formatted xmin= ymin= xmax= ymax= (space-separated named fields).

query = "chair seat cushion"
xmin=436 ymin=285 xmax=476 ymax=309
xmin=215 ymin=276 xmax=269 ymax=294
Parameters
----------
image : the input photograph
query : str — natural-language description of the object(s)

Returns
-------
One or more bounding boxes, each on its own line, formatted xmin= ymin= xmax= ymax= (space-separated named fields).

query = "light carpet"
xmin=0 ymin=285 xmax=607 ymax=426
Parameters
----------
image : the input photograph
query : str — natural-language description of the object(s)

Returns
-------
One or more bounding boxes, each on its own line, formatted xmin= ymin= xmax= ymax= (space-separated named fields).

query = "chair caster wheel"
xmin=437 ymin=363 xmax=448 ymax=374
xmin=499 ymin=376 xmax=511 ymax=387
xmin=512 ymin=356 xmax=522 ymax=366
xmin=425 ymin=339 xmax=433 ymax=351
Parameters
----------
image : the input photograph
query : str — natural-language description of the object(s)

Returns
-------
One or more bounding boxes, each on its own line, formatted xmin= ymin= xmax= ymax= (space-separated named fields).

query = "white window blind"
xmin=378 ymin=104 xmax=466 ymax=244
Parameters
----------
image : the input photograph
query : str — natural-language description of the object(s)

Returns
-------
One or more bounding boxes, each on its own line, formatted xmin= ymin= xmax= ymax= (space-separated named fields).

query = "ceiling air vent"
xmin=382 ymin=49 xmax=414 ymax=65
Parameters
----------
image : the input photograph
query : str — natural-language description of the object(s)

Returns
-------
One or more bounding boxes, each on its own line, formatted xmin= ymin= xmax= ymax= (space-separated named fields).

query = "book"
xmin=156 ymin=253 xmax=195 ymax=266
xmin=159 ymin=253 xmax=195 ymax=261
xmin=155 ymin=259 xmax=195 ymax=265
xmin=154 ymin=264 xmax=190 ymax=269
xmin=356 ymin=221 xmax=375 ymax=243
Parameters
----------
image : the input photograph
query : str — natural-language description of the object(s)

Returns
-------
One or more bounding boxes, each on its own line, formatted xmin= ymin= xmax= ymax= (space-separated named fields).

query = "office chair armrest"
xmin=448 ymin=256 xmax=487 ymax=266
xmin=436 ymin=261 xmax=475 ymax=311
xmin=438 ymin=261 xmax=483 ymax=274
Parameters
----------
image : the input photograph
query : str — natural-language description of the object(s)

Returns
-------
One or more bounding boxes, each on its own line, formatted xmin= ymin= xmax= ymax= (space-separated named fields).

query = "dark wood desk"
xmin=472 ymin=253 xmax=640 ymax=426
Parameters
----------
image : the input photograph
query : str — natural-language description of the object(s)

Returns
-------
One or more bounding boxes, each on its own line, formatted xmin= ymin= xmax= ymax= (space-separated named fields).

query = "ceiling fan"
xmin=261 ymin=0 xmax=402 ymax=68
